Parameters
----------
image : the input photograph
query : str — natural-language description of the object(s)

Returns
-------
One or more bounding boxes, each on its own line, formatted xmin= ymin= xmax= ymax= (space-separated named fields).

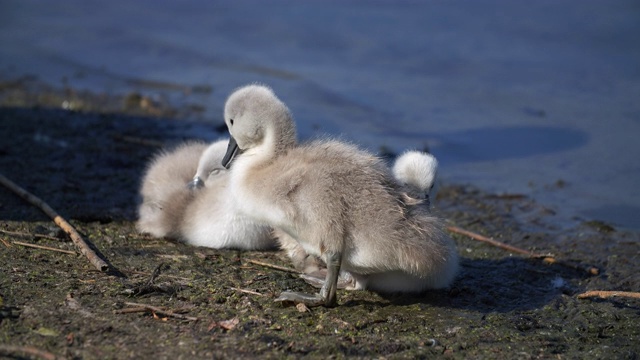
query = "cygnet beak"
xmin=187 ymin=176 xmax=204 ymax=190
xmin=221 ymin=136 xmax=240 ymax=169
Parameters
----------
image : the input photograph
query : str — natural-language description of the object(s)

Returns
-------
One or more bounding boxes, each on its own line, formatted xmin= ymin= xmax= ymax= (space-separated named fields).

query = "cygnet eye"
xmin=229 ymin=119 xmax=234 ymax=126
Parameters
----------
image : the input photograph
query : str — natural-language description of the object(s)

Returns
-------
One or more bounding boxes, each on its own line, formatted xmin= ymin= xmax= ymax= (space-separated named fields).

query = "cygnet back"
xmin=137 ymin=141 xmax=207 ymax=238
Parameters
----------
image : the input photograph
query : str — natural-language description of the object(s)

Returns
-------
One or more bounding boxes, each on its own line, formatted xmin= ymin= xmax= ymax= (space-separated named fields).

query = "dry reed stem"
xmin=447 ymin=225 xmax=599 ymax=275
xmin=121 ymin=302 xmax=198 ymax=321
xmin=245 ymin=259 xmax=300 ymax=274
xmin=0 ymin=173 xmax=108 ymax=271
xmin=0 ymin=228 xmax=61 ymax=241
xmin=576 ymin=290 xmax=640 ymax=300
xmin=447 ymin=225 xmax=550 ymax=258
xmin=13 ymin=241 xmax=77 ymax=255
xmin=0 ymin=345 xmax=63 ymax=360
xmin=230 ymin=287 xmax=265 ymax=297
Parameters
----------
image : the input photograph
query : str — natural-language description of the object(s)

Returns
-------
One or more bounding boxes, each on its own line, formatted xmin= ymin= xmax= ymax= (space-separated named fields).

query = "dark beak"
xmin=187 ymin=176 xmax=204 ymax=190
xmin=221 ymin=136 xmax=239 ymax=169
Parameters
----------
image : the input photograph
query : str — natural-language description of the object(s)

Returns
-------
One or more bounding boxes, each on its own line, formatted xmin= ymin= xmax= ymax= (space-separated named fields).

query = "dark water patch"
xmin=580 ymin=204 xmax=640 ymax=231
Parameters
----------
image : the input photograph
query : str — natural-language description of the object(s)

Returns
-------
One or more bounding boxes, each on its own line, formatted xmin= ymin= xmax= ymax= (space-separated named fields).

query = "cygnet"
xmin=181 ymin=141 xmax=274 ymax=250
xmin=137 ymin=141 xmax=208 ymax=238
xmin=221 ymin=84 xmax=458 ymax=306
xmin=137 ymin=140 xmax=274 ymax=250
xmin=279 ymin=150 xmax=444 ymax=290
xmin=393 ymin=150 xmax=438 ymax=201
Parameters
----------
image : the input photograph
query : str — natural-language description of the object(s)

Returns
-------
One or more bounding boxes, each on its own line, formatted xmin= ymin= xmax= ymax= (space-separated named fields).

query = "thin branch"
xmin=245 ymin=259 xmax=300 ymax=274
xmin=0 ymin=237 xmax=10 ymax=248
xmin=0 ymin=228 xmax=61 ymax=241
xmin=230 ymin=287 xmax=265 ymax=297
xmin=113 ymin=306 xmax=152 ymax=314
xmin=447 ymin=225 xmax=599 ymax=275
xmin=0 ymin=345 xmax=63 ymax=360
xmin=447 ymin=225 xmax=550 ymax=258
xmin=121 ymin=302 xmax=199 ymax=321
xmin=13 ymin=241 xmax=77 ymax=255
xmin=0 ymin=174 xmax=108 ymax=271
xmin=577 ymin=290 xmax=640 ymax=300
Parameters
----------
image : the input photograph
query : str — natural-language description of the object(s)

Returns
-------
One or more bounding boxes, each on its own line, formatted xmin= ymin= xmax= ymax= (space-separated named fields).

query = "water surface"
xmin=2 ymin=0 xmax=639 ymax=229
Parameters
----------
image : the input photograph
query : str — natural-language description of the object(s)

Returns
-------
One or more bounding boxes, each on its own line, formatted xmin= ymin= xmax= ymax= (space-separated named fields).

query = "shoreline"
xmin=1 ymin=83 xmax=638 ymax=358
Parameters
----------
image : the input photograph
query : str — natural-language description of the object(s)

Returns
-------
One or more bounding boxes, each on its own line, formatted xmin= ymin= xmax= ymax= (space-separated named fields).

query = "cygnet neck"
xmin=264 ymin=109 xmax=297 ymax=158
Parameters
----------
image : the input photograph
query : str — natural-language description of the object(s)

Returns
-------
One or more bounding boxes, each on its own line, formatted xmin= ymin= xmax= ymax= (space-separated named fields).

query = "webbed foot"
xmin=274 ymin=251 xmax=342 ymax=307
xmin=300 ymin=270 xmax=357 ymax=290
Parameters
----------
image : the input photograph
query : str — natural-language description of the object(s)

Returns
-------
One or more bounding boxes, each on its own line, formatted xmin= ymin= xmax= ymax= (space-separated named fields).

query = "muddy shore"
xmin=0 ymin=81 xmax=638 ymax=359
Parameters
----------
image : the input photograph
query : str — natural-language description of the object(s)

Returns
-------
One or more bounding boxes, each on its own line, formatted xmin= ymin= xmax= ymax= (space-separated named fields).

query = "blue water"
xmin=2 ymin=0 xmax=639 ymax=229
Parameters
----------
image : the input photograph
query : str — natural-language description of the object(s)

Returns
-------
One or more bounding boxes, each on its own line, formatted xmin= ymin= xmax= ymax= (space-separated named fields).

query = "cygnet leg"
xmin=275 ymin=251 xmax=342 ymax=307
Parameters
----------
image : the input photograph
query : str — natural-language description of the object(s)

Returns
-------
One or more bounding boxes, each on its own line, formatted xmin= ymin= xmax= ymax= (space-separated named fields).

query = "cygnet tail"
xmin=392 ymin=151 xmax=438 ymax=195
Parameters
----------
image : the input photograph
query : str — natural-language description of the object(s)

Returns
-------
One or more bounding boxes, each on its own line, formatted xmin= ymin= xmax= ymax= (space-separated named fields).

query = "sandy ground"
xmin=0 ymin=82 xmax=638 ymax=359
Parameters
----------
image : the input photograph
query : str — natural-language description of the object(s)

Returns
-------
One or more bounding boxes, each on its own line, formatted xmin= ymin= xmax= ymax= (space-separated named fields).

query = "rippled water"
xmin=2 ymin=0 xmax=639 ymax=229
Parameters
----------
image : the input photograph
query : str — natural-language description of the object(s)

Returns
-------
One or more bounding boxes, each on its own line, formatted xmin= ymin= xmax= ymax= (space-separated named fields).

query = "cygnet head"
xmin=188 ymin=139 xmax=228 ymax=189
xmin=221 ymin=84 xmax=297 ymax=168
xmin=393 ymin=151 xmax=438 ymax=194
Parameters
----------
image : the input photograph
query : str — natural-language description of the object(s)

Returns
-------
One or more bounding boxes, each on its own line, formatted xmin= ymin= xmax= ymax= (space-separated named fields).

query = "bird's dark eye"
xmin=229 ymin=119 xmax=234 ymax=126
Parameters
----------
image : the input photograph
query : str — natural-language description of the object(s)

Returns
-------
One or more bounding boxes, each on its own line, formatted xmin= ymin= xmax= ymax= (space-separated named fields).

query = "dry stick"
xmin=0 ymin=237 xmax=10 ymax=248
xmin=576 ymin=290 xmax=640 ymax=300
xmin=122 ymin=302 xmax=199 ymax=321
xmin=13 ymin=241 xmax=77 ymax=255
xmin=0 ymin=344 xmax=63 ymax=360
xmin=113 ymin=306 xmax=152 ymax=314
xmin=230 ymin=287 xmax=265 ymax=297
xmin=245 ymin=259 xmax=300 ymax=274
xmin=0 ymin=228 xmax=61 ymax=241
xmin=447 ymin=225 xmax=599 ymax=275
xmin=0 ymin=174 xmax=109 ymax=271
xmin=447 ymin=226 xmax=550 ymax=258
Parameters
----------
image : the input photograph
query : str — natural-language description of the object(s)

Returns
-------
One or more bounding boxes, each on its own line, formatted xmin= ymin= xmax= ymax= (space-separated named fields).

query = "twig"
xmin=0 ymin=174 xmax=108 ymax=271
xmin=0 ymin=345 xmax=63 ymax=360
xmin=447 ymin=226 xmax=549 ymax=258
xmin=121 ymin=302 xmax=198 ymax=321
xmin=576 ymin=290 xmax=640 ymax=300
xmin=230 ymin=287 xmax=265 ymax=297
xmin=113 ymin=306 xmax=149 ymax=314
xmin=541 ymin=257 xmax=600 ymax=276
xmin=245 ymin=259 xmax=300 ymax=274
xmin=0 ymin=228 xmax=61 ymax=241
xmin=147 ymin=263 xmax=170 ymax=286
xmin=0 ymin=237 xmax=10 ymax=247
xmin=13 ymin=241 xmax=77 ymax=255
xmin=447 ymin=225 xmax=599 ymax=275
xmin=114 ymin=305 xmax=195 ymax=314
